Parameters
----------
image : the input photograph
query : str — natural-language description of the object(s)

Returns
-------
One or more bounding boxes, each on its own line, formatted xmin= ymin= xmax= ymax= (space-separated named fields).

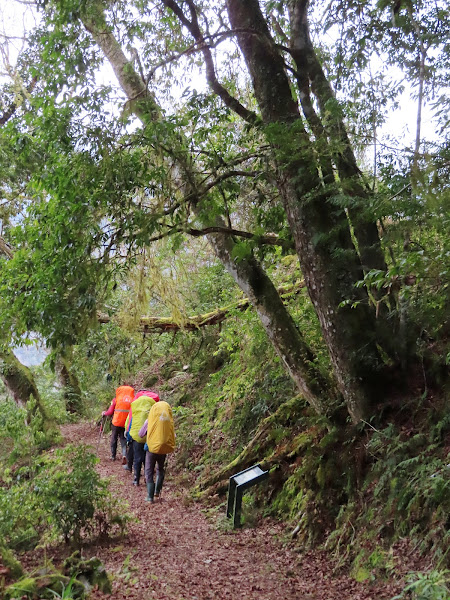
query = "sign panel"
xmin=234 ymin=466 xmax=265 ymax=486
xmin=227 ymin=464 xmax=269 ymax=528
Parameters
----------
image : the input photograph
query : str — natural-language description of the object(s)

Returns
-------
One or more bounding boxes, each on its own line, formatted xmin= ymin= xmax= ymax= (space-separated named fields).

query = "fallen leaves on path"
xmin=60 ymin=423 xmax=404 ymax=600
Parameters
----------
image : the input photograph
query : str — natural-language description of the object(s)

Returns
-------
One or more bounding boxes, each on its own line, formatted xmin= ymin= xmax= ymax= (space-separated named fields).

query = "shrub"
xmin=0 ymin=445 xmax=127 ymax=549
xmin=32 ymin=444 xmax=127 ymax=544
xmin=391 ymin=570 xmax=450 ymax=600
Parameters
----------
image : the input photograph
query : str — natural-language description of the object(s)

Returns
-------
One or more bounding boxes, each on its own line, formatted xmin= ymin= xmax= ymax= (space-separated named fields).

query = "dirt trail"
xmin=64 ymin=423 xmax=398 ymax=600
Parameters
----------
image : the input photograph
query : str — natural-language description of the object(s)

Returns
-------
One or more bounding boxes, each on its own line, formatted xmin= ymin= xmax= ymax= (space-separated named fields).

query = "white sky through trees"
xmin=0 ymin=1 xmax=442 ymax=171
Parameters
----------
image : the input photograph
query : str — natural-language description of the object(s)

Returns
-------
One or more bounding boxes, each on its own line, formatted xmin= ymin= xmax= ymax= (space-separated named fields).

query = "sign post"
xmin=227 ymin=464 xmax=269 ymax=528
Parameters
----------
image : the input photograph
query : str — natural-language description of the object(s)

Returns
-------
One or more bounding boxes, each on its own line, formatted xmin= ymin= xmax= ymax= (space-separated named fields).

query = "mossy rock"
xmin=143 ymin=374 xmax=158 ymax=387
xmin=63 ymin=551 xmax=112 ymax=594
xmin=0 ymin=545 xmax=23 ymax=579
xmin=4 ymin=576 xmax=37 ymax=599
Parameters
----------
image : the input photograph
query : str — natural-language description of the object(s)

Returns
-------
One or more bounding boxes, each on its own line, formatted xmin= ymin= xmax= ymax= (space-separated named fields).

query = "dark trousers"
xmin=110 ymin=425 xmax=126 ymax=459
xmin=144 ymin=452 xmax=166 ymax=484
xmin=126 ymin=440 xmax=134 ymax=470
xmin=133 ymin=441 xmax=146 ymax=482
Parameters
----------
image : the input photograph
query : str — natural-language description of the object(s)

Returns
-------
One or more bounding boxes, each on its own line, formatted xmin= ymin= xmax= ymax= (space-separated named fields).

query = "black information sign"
xmin=226 ymin=464 xmax=269 ymax=528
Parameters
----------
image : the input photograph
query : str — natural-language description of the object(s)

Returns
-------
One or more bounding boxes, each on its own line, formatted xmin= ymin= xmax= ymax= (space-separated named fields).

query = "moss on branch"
xmin=98 ymin=281 xmax=306 ymax=333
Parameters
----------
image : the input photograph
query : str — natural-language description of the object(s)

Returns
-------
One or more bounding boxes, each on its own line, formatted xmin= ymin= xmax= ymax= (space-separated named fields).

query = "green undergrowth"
xmin=328 ymin=408 xmax=450 ymax=572
xmin=0 ymin=395 xmax=61 ymax=469
xmin=166 ymin=329 xmax=449 ymax=577
xmin=391 ymin=569 xmax=450 ymax=600
xmin=2 ymin=552 xmax=112 ymax=600
xmin=0 ymin=444 xmax=128 ymax=599
xmin=167 ymin=311 xmax=298 ymax=477
xmin=0 ymin=369 xmax=126 ymax=599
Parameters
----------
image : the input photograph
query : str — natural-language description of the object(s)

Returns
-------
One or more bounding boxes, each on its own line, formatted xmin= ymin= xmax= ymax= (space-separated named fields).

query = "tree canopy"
xmin=0 ymin=0 xmax=449 ymax=424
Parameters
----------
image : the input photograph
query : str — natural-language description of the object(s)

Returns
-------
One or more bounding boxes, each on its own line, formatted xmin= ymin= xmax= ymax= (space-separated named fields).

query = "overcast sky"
xmin=0 ymin=1 xmax=437 ymax=156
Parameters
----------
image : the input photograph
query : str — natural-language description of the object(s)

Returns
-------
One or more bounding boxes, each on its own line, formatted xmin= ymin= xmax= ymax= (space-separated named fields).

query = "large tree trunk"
xmin=288 ymin=0 xmax=387 ymax=275
xmin=0 ymin=349 xmax=40 ymax=408
xmin=226 ymin=0 xmax=385 ymax=422
xmin=80 ymin=5 xmax=336 ymax=417
xmin=0 ymin=349 xmax=55 ymax=429
xmin=55 ymin=348 xmax=83 ymax=414
xmin=207 ymin=233 xmax=332 ymax=414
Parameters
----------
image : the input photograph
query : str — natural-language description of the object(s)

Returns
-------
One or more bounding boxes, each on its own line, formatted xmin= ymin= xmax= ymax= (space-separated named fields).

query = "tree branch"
xmin=97 ymin=280 xmax=305 ymax=332
xmin=151 ymin=224 xmax=293 ymax=249
xmin=0 ymin=77 xmax=37 ymax=126
xmin=0 ymin=236 xmax=14 ymax=259
xmin=186 ymin=226 xmax=291 ymax=247
xmin=161 ymin=0 xmax=260 ymax=125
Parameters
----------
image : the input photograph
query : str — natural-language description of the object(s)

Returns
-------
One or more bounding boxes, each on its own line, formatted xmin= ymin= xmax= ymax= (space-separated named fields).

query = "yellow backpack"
xmin=146 ymin=401 xmax=175 ymax=454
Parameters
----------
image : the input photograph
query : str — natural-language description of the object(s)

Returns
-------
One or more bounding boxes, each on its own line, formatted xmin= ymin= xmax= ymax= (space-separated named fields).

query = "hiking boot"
xmin=123 ymin=465 xmax=132 ymax=472
xmin=155 ymin=473 xmax=165 ymax=497
xmin=121 ymin=456 xmax=127 ymax=465
xmin=133 ymin=478 xmax=139 ymax=486
xmin=146 ymin=482 xmax=155 ymax=503
xmin=110 ymin=456 xmax=116 ymax=461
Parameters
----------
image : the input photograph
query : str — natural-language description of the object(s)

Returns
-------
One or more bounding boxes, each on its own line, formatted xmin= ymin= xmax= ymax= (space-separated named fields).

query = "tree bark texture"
xmin=226 ymin=0 xmax=385 ymax=422
xmin=0 ymin=349 xmax=53 ymax=427
xmin=288 ymin=0 xmax=387 ymax=275
xmin=206 ymin=233 xmax=331 ymax=414
xmin=56 ymin=351 xmax=83 ymax=414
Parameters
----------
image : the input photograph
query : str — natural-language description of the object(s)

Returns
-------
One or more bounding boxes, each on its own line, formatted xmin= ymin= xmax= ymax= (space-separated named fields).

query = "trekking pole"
xmin=96 ymin=415 xmax=105 ymax=454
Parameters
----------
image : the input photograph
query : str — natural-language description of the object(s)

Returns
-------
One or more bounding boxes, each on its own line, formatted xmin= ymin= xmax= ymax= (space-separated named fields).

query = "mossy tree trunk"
xmin=56 ymin=348 xmax=83 ymax=414
xmin=289 ymin=0 xmax=387 ymax=274
xmin=0 ymin=348 xmax=40 ymax=408
xmin=207 ymin=235 xmax=333 ymax=414
xmin=225 ymin=0 xmax=391 ymax=422
xmin=0 ymin=348 xmax=55 ymax=428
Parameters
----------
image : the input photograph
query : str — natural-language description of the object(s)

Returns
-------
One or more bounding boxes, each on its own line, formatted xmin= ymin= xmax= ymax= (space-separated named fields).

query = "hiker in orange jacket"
xmin=102 ymin=385 xmax=135 ymax=463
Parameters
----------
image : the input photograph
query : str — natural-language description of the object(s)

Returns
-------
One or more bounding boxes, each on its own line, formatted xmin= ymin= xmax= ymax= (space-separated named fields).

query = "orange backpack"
xmin=112 ymin=385 xmax=134 ymax=427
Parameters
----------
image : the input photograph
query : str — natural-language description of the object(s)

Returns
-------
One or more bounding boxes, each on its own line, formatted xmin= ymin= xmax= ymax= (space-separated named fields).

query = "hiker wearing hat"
xmin=141 ymin=400 xmax=175 ymax=503
xmin=102 ymin=384 xmax=135 ymax=463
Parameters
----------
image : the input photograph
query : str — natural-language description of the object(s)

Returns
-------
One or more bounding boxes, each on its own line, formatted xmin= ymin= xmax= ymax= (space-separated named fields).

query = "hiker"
xmin=123 ymin=390 xmax=160 ymax=473
xmin=102 ymin=384 xmax=135 ymax=463
xmin=141 ymin=400 xmax=175 ymax=503
xmin=124 ymin=391 xmax=160 ymax=486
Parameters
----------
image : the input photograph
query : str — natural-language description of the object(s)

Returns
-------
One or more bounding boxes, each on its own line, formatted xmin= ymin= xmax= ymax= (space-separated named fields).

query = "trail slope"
xmin=65 ymin=423 xmax=398 ymax=600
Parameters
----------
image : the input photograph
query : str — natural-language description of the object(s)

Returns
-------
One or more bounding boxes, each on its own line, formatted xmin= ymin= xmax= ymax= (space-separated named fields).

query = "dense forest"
xmin=0 ymin=0 xmax=449 ymax=598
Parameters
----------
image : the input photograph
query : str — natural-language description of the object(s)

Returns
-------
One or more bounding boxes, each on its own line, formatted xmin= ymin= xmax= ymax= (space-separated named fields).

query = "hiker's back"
xmin=129 ymin=395 xmax=156 ymax=443
xmin=112 ymin=385 xmax=134 ymax=427
xmin=147 ymin=401 xmax=175 ymax=454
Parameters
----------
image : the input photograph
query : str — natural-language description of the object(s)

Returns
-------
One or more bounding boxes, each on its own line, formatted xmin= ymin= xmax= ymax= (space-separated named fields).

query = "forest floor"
xmin=50 ymin=423 xmax=418 ymax=600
